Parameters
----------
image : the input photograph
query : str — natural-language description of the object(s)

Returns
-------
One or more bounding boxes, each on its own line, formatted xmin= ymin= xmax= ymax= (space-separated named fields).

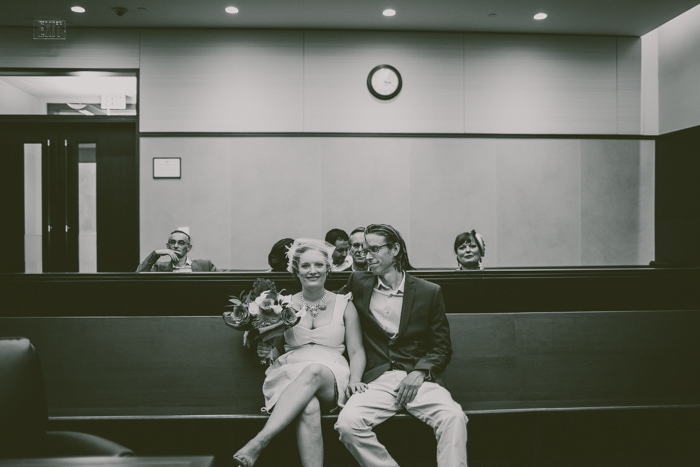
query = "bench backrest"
xmin=1 ymin=310 xmax=699 ymax=417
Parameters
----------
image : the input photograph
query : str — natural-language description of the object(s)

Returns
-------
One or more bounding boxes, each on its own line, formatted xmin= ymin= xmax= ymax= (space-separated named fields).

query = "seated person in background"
xmin=136 ymin=229 xmax=217 ymax=272
xmin=454 ymin=229 xmax=486 ymax=270
xmin=325 ymin=228 xmax=352 ymax=272
xmin=348 ymin=227 xmax=368 ymax=272
xmin=267 ymin=238 xmax=295 ymax=272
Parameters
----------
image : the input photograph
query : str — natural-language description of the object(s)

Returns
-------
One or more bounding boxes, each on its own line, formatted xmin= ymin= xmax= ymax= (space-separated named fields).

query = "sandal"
xmin=232 ymin=454 xmax=253 ymax=467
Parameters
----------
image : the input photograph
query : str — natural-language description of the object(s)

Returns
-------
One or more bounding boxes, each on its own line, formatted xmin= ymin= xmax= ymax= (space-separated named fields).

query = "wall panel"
xmin=140 ymin=136 xmax=653 ymax=269
xmin=657 ymin=4 xmax=700 ymax=134
xmin=408 ymin=139 xmax=498 ymax=268
xmin=139 ymin=30 xmax=304 ymax=132
xmin=495 ymin=139 xmax=582 ymax=266
xmin=303 ymin=31 xmax=465 ymax=133
xmin=316 ymin=138 xmax=412 ymax=240
xmin=139 ymin=137 xmax=234 ymax=269
xmin=463 ymin=35 xmax=618 ymax=134
xmin=227 ymin=138 xmax=324 ymax=269
xmin=0 ymin=28 xmax=139 ymax=69
xmin=580 ymin=140 xmax=650 ymax=265
xmin=617 ymin=38 xmax=643 ymax=134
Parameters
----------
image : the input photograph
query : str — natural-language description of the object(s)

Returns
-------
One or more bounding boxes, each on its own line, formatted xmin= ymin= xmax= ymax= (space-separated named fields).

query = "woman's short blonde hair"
xmin=286 ymin=238 xmax=335 ymax=275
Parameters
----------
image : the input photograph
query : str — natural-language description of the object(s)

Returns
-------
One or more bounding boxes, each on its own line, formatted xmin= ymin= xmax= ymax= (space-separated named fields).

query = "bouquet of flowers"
xmin=222 ymin=278 xmax=304 ymax=363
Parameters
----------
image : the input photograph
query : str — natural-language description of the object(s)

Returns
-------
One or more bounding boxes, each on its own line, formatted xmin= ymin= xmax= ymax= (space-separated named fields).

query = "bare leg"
xmin=296 ymin=397 xmax=324 ymax=467
xmin=233 ymin=364 xmax=336 ymax=466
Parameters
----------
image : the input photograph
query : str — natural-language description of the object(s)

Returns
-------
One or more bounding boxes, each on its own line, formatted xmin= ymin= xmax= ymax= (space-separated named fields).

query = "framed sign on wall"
xmin=153 ymin=157 xmax=181 ymax=179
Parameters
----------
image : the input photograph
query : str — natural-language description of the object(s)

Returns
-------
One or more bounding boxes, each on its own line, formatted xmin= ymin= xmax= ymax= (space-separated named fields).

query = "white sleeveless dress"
xmin=261 ymin=293 xmax=351 ymax=412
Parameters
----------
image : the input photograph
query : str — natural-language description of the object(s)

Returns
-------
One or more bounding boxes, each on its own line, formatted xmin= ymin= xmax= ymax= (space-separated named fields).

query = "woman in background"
xmin=454 ymin=230 xmax=486 ymax=270
xmin=233 ymin=238 xmax=366 ymax=467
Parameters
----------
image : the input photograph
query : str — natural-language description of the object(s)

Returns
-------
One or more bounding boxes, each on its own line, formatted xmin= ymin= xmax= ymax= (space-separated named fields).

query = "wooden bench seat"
xmin=2 ymin=310 xmax=699 ymax=465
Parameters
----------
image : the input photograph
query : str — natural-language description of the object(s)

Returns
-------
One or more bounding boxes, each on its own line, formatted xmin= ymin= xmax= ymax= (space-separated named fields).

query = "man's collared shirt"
xmin=369 ymin=272 xmax=405 ymax=338
xmin=172 ymin=257 xmax=193 ymax=273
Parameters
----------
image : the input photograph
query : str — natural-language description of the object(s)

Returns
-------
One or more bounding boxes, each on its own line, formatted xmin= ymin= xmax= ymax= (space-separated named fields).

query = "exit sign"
xmin=101 ymin=94 xmax=127 ymax=110
xmin=33 ymin=20 xmax=66 ymax=40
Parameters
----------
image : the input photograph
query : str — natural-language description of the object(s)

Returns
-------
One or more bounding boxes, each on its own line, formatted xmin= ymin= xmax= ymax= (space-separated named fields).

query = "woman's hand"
xmin=257 ymin=342 xmax=273 ymax=359
xmin=345 ymin=381 xmax=368 ymax=399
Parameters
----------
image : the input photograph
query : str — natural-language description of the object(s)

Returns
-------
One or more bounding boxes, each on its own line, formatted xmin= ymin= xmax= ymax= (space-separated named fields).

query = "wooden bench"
xmin=2 ymin=311 xmax=699 ymax=465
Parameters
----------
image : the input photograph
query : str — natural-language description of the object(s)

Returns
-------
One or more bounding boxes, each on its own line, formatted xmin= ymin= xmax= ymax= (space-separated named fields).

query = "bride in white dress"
xmin=233 ymin=239 xmax=366 ymax=467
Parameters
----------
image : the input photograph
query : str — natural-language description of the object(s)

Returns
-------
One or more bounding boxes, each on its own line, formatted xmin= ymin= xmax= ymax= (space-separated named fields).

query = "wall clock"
xmin=367 ymin=64 xmax=402 ymax=100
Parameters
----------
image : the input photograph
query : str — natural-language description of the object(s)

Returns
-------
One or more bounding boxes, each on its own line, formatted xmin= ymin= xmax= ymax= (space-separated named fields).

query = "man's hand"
xmin=154 ymin=249 xmax=179 ymax=262
xmin=394 ymin=370 xmax=426 ymax=406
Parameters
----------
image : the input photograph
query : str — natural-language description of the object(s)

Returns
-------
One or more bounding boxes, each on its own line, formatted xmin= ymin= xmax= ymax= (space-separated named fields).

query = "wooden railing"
xmin=2 ymin=267 xmax=699 ymax=317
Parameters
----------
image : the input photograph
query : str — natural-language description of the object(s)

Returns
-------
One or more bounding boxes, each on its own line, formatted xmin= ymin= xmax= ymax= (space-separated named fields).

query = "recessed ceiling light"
xmin=225 ymin=6 xmax=239 ymax=14
xmin=383 ymin=9 xmax=396 ymax=17
xmin=71 ymin=6 xmax=86 ymax=13
xmin=534 ymin=12 xmax=548 ymax=20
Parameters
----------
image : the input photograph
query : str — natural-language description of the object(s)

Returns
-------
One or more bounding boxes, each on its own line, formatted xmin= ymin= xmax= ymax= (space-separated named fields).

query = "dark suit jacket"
xmin=345 ymin=271 xmax=452 ymax=385
xmin=136 ymin=251 xmax=217 ymax=272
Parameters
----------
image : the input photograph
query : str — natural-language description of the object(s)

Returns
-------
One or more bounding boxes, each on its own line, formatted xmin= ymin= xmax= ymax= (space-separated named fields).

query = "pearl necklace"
xmin=301 ymin=291 xmax=327 ymax=318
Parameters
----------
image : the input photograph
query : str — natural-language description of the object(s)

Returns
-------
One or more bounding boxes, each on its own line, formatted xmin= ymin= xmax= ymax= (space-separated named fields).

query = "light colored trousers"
xmin=335 ymin=370 xmax=468 ymax=467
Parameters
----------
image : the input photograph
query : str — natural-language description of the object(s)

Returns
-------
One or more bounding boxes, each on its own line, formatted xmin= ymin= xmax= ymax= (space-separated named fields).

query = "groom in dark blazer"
xmin=335 ymin=224 xmax=468 ymax=467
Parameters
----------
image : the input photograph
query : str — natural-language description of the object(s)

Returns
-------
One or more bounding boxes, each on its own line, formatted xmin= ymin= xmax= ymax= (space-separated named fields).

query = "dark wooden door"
xmin=1 ymin=121 xmax=138 ymax=272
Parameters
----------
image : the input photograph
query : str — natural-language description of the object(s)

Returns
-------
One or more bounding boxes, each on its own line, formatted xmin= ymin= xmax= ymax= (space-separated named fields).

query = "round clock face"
xmin=367 ymin=64 xmax=402 ymax=100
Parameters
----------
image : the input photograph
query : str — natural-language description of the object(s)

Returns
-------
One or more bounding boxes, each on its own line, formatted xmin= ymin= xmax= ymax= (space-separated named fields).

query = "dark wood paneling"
xmin=92 ymin=122 xmax=138 ymax=272
xmin=2 ymin=268 xmax=700 ymax=318
xmin=0 ymin=127 xmax=26 ymax=273
xmin=1 ymin=311 xmax=698 ymax=418
xmin=656 ymin=124 xmax=700 ymax=267
xmin=445 ymin=310 xmax=700 ymax=412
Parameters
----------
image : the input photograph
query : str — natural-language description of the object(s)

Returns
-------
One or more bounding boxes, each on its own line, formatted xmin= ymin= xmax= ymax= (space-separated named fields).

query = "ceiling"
xmin=2 ymin=0 xmax=700 ymax=37
xmin=0 ymin=75 xmax=136 ymax=100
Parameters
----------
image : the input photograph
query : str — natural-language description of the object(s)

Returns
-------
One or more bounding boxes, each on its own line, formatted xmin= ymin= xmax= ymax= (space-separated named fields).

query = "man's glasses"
xmin=359 ymin=244 xmax=390 ymax=256
xmin=167 ymin=240 xmax=189 ymax=247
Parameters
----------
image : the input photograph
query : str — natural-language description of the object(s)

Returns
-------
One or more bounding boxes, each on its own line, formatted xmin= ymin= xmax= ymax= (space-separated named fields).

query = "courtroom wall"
xmin=0 ymin=27 xmax=654 ymax=269
xmin=140 ymin=137 xmax=654 ymax=269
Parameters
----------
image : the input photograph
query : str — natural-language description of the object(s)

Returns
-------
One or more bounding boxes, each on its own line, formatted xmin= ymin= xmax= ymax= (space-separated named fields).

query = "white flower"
xmin=248 ymin=302 xmax=260 ymax=315
xmin=254 ymin=291 xmax=271 ymax=305
xmin=271 ymin=304 xmax=283 ymax=315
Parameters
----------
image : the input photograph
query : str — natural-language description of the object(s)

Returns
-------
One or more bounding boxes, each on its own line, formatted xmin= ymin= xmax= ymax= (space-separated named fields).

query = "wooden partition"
xmin=656 ymin=124 xmax=700 ymax=267
xmin=1 ymin=310 xmax=698 ymax=418
xmin=2 ymin=267 xmax=699 ymax=318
